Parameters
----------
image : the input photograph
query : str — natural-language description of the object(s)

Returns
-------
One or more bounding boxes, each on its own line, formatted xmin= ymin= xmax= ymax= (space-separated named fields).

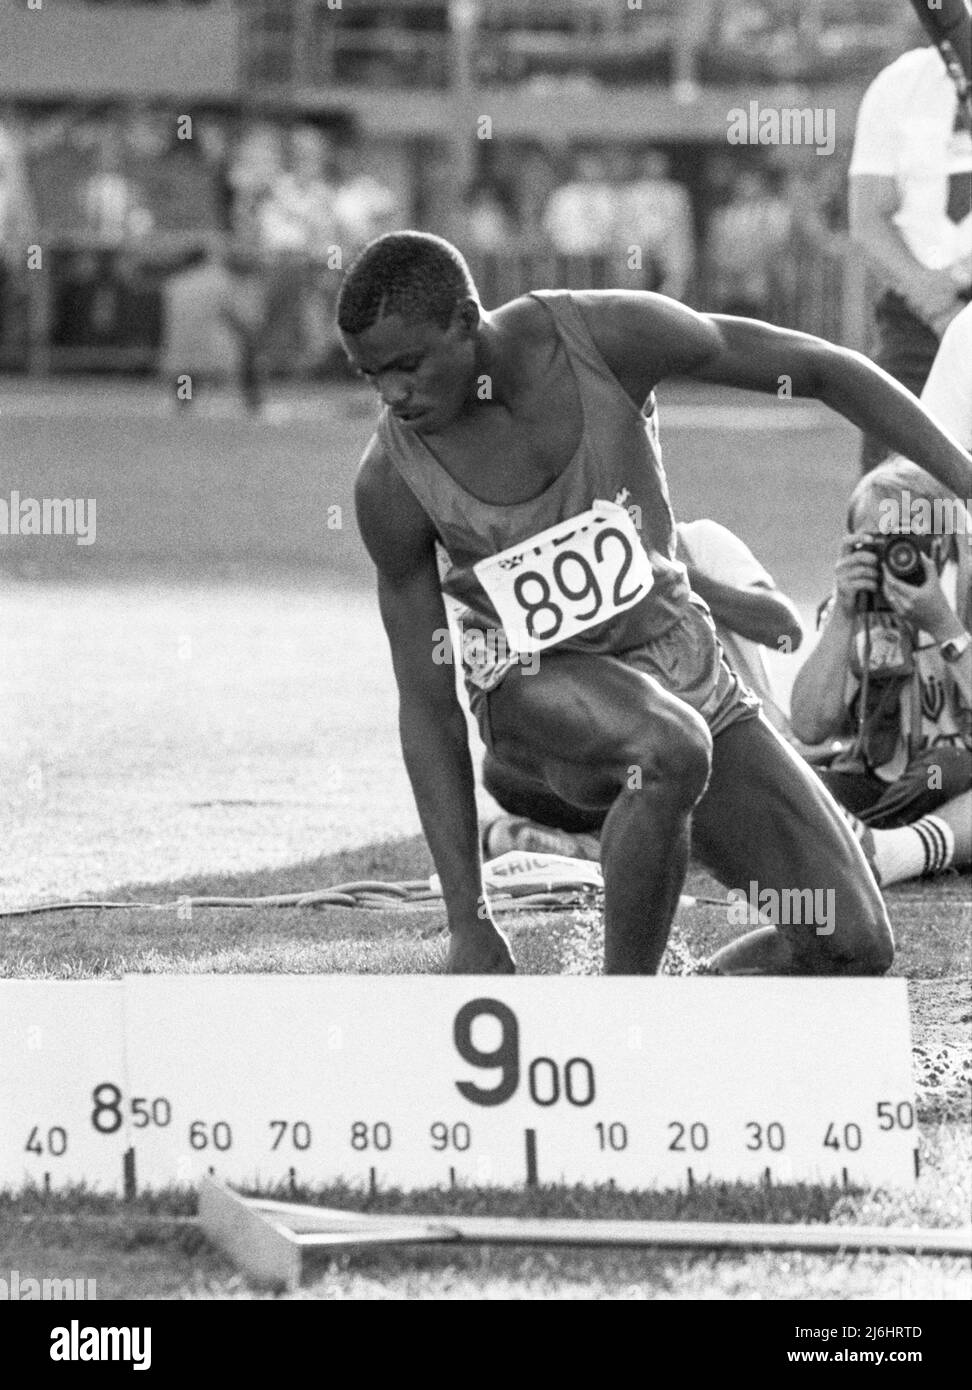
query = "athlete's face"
xmin=343 ymin=303 xmax=479 ymax=433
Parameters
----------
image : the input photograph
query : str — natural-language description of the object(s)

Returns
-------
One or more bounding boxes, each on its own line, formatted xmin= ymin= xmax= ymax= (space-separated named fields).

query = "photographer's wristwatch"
xmin=940 ymin=631 xmax=971 ymax=663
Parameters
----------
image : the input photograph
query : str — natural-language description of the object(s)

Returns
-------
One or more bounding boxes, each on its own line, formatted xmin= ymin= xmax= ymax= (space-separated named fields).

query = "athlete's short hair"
xmin=337 ymin=231 xmax=478 ymax=334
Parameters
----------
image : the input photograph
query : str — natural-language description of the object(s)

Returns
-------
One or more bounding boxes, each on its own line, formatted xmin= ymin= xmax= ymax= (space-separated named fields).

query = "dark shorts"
xmin=467 ymin=598 xmax=760 ymax=754
xmin=817 ymin=745 xmax=972 ymax=829
xmin=862 ymin=289 xmax=967 ymax=472
xmin=861 ymin=290 xmax=948 ymax=473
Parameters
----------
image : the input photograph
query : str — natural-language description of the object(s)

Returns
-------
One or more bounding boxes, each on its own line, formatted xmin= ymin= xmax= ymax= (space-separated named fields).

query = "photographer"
xmin=790 ymin=460 xmax=971 ymax=886
xmin=848 ymin=41 xmax=972 ymax=472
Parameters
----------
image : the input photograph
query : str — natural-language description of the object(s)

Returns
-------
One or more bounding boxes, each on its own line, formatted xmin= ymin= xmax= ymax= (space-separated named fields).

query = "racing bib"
xmin=473 ymin=500 xmax=654 ymax=655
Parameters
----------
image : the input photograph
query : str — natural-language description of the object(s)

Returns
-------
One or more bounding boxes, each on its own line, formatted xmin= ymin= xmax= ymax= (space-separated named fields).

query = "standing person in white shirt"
xmin=921 ymin=299 xmax=972 ymax=448
xmin=621 ymin=149 xmax=696 ymax=301
xmin=849 ymin=44 xmax=972 ymax=472
xmin=257 ymin=124 xmax=341 ymax=376
xmin=705 ymin=169 xmax=792 ymax=320
xmin=0 ymin=123 xmax=34 ymax=350
xmin=542 ymin=150 xmax=617 ymax=260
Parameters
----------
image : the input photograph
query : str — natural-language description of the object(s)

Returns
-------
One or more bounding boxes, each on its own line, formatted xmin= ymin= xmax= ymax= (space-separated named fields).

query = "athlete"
xmin=340 ymin=231 xmax=972 ymax=976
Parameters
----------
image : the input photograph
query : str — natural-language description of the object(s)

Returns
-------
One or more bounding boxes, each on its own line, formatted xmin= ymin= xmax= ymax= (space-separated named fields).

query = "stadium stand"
xmin=0 ymin=0 xmax=920 ymax=375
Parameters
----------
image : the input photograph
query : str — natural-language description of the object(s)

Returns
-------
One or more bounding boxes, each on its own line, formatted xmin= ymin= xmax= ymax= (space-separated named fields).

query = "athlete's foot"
xmin=483 ymin=814 xmax=600 ymax=862
xmin=445 ymin=925 xmax=516 ymax=974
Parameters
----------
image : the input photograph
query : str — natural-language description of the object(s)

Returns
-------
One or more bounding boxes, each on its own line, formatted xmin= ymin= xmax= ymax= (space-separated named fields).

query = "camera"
xmin=853 ymin=531 xmax=932 ymax=612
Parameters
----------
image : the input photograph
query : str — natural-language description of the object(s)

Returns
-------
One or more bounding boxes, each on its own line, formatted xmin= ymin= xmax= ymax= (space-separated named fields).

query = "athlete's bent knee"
xmin=811 ymin=914 xmax=894 ymax=976
xmin=853 ymin=928 xmax=894 ymax=976
xmin=624 ymin=707 xmax=712 ymax=807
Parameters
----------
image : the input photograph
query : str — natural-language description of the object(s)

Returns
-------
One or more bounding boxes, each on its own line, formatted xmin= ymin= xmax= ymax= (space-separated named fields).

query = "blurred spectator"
xmin=160 ymin=237 xmax=263 ymax=409
xmin=542 ymin=149 xmax=616 ymax=255
xmin=785 ymin=160 xmax=848 ymax=238
xmin=456 ymin=179 xmax=517 ymax=254
xmin=0 ymin=122 xmax=34 ymax=351
xmin=81 ymin=124 xmax=152 ymax=242
xmin=228 ymin=121 xmax=285 ymax=245
xmin=147 ymin=130 xmax=221 ymax=233
xmin=619 ymin=148 xmax=696 ymax=299
xmin=122 ymin=105 xmax=169 ymax=169
xmin=511 ymin=144 xmax=560 ymax=248
xmin=194 ymin=116 xmax=235 ymax=232
xmin=256 ymin=125 xmax=341 ymax=376
xmin=0 ymin=122 xmax=33 ymax=255
xmin=333 ymin=139 xmax=402 ymax=252
xmin=257 ymin=125 xmax=338 ymax=256
xmin=701 ymin=0 xmax=808 ymax=82
xmin=705 ymin=168 xmax=791 ymax=318
xmin=848 ymin=44 xmax=972 ymax=472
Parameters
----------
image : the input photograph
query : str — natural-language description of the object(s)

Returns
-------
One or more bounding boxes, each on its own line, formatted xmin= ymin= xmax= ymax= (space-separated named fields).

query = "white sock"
xmin=871 ymin=816 xmax=956 ymax=886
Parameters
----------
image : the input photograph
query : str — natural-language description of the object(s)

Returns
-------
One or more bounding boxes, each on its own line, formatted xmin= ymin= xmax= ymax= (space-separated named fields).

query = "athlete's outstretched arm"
xmin=354 ymin=441 xmax=514 ymax=973
xmin=694 ymin=316 xmax=972 ymax=499
xmin=574 ymin=290 xmax=972 ymax=502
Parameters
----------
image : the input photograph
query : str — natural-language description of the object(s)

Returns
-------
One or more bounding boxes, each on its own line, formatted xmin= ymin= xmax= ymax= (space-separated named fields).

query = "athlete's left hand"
xmin=882 ymin=555 xmax=957 ymax=639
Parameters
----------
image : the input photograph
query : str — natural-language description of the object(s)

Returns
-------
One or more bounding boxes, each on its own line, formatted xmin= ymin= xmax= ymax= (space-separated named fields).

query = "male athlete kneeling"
xmin=340 ymin=231 xmax=972 ymax=976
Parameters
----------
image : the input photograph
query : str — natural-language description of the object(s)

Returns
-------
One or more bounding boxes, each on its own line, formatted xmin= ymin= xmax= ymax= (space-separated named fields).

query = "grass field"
xmin=1 ymin=377 xmax=969 ymax=1299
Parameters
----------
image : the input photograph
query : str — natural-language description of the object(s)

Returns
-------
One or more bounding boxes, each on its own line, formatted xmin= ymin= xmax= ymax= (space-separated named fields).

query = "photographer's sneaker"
xmin=482 ymin=814 xmax=600 ymax=863
xmin=844 ymin=809 xmax=956 ymax=887
xmin=869 ymin=816 xmax=956 ymax=887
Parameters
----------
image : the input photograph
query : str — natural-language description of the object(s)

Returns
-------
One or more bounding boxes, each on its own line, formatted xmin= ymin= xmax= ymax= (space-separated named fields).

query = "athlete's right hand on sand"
xmin=446 ymin=924 xmax=516 ymax=974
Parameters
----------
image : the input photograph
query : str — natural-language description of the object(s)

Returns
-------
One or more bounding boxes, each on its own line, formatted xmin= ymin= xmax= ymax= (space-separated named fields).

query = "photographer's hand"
xmin=882 ymin=555 xmax=961 ymax=639
xmin=834 ymin=533 xmax=881 ymax=617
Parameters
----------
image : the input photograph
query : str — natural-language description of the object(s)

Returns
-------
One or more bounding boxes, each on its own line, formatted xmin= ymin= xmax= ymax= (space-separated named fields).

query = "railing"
xmin=0 ymin=231 xmax=870 ymax=379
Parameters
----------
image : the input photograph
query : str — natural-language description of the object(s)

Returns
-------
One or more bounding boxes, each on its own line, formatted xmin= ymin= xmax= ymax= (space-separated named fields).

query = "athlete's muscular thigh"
xmin=485 ymin=650 xmax=712 ymax=811
xmin=693 ymin=715 xmax=893 ymax=973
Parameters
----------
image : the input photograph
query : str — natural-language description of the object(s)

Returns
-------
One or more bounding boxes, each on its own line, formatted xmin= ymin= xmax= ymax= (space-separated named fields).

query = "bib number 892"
xmin=513 ymin=529 xmax=644 ymax=644
xmin=474 ymin=503 xmax=654 ymax=654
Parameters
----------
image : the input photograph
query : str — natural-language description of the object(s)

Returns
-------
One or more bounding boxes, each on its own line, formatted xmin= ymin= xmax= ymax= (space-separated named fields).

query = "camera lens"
xmin=884 ymin=537 xmax=923 ymax=585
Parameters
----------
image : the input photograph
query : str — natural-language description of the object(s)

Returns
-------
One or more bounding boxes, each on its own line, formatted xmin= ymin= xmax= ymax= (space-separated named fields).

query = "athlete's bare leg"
xmin=483 ymin=709 xmax=893 ymax=975
xmin=692 ymin=716 xmax=893 ymax=974
xmin=482 ymin=754 xmax=603 ymax=834
xmin=484 ymin=651 xmax=712 ymax=974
